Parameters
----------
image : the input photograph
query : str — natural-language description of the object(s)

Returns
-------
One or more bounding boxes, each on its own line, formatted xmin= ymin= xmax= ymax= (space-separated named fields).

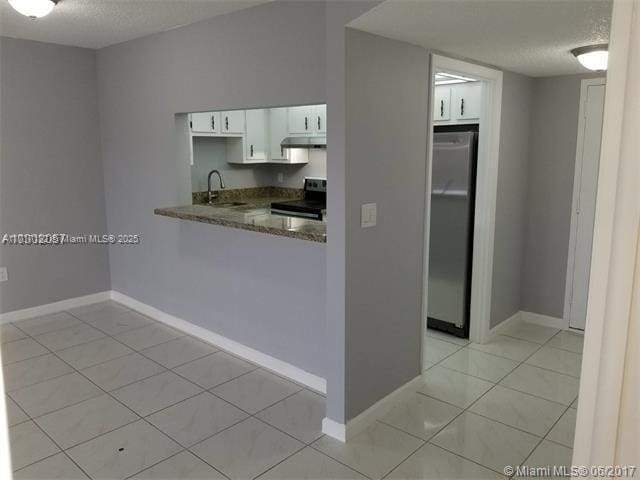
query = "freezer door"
xmin=427 ymin=131 xmax=475 ymax=328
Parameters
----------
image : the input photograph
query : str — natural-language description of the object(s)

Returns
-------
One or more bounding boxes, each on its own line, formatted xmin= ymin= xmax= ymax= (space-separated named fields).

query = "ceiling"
xmin=0 ymin=0 xmax=271 ymax=49
xmin=349 ymin=0 xmax=612 ymax=77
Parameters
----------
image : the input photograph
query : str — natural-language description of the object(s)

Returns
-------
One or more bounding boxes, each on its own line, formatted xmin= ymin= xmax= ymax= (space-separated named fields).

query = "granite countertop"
xmin=154 ymin=187 xmax=326 ymax=243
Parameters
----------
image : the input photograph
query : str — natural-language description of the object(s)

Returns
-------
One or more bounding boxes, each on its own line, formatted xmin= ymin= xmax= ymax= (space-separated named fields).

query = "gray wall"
xmin=344 ymin=29 xmax=428 ymax=419
xmin=490 ymin=71 xmax=533 ymax=327
xmin=97 ymin=1 xmax=328 ymax=376
xmin=191 ymin=137 xmax=327 ymax=192
xmin=0 ymin=37 xmax=110 ymax=313
xmin=324 ymin=0 xmax=382 ymax=423
xmin=521 ymin=73 xmax=604 ymax=318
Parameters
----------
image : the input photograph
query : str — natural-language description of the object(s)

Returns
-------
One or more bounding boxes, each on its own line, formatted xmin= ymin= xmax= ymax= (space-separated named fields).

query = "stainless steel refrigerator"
xmin=427 ymin=128 xmax=478 ymax=338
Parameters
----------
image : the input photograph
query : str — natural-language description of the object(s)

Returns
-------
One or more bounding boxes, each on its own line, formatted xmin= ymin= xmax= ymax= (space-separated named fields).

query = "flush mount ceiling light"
xmin=8 ymin=0 xmax=58 ymax=18
xmin=571 ymin=44 xmax=609 ymax=71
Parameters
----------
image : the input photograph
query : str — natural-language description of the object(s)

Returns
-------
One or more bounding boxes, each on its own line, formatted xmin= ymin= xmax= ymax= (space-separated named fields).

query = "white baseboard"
xmin=0 ymin=291 xmax=111 ymax=325
xmin=488 ymin=310 xmax=567 ymax=338
xmin=322 ymin=375 xmax=422 ymax=442
xmin=111 ymin=291 xmax=327 ymax=394
xmin=488 ymin=310 xmax=522 ymax=340
xmin=521 ymin=311 xmax=567 ymax=329
xmin=321 ymin=418 xmax=346 ymax=442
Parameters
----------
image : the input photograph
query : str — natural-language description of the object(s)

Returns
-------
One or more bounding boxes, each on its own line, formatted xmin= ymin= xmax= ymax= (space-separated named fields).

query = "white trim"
xmin=322 ymin=376 xmax=422 ymax=442
xmin=563 ymin=77 xmax=606 ymax=332
xmin=488 ymin=310 xmax=522 ymax=339
xmin=489 ymin=310 xmax=568 ymax=338
xmin=423 ymin=54 xmax=503 ymax=348
xmin=520 ymin=311 xmax=566 ymax=330
xmin=0 ymin=291 xmax=111 ymax=324
xmin=110 ymin=291 xmax=327 ymax=394
xmin=321 ymin=418 xmax=346 ymax=443
xmin=573 ymin=0 xmax=640 ymax=464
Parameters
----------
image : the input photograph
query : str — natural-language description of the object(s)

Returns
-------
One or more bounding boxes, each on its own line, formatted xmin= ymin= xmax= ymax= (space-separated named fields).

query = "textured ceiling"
xmin=0 ymin=0 xmax=271 ymax=49
xmin=349 ymin=0 xmax=612 ymax=77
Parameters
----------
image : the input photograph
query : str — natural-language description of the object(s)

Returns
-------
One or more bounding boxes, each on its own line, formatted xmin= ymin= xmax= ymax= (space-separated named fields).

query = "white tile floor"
xmin=1 ymin=302 xmax=582 ymax=479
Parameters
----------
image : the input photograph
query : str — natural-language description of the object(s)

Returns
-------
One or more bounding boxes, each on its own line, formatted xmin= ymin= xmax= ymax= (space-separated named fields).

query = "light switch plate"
xmin=277 ymin=173 xmax=284 ymax=183
xmin=361 ymin=203 xmax=377 ymax=228
xmin=0 ymin=267 xmax=7 ymax=283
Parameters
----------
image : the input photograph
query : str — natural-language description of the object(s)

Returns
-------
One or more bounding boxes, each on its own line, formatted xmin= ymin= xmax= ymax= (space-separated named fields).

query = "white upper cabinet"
xmin=188 ymin=104 xmax=324 ymax=164
xmin=453 ymin=83 xmax=481 ymax=121
xmin=221 ymin=110 xmax=245 ymax=134
xmin=269 ymin=107 xmax=289 ymax=162
xmin=433 ymin=83 xmax=482 ymax=124
xmin=433 ymin=87 xmax=451 ymax=122
xmin=288 ymin=105 xmax=326 ymax=135
xmin=190 ymin=112 xmax=220 ymax=133
xmin=313 ymin=104 xmax=326 ymax=134
xmin=243 ymin=109 xmax=268 ymax=163
xmin=288 ymin=106 xmax=312 ymax=134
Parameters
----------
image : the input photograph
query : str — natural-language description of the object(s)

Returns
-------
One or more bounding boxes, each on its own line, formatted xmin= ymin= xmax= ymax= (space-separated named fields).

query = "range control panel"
xmin=304 ymin=177 xmax=327 ymax=193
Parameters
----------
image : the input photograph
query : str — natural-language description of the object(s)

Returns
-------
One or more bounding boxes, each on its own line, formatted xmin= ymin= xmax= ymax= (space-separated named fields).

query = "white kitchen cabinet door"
xmin=244 ymin=109 xmax=268 ymax=163
xmin=433 ymin=86 xmax=451 ymax=122
xmin=190 ymin=112 xmax=220 ymax=134
xmin=269 ymin=107 xmax=289 ymax=161
xmin=221 ymin=110 xmax=245 ymax=134
xmin=288 ymin=106 xmax=312 ymax=134
xmin=313 ymin=104 xmax=327 ymax=134
xmin=453 ymin=83 xmax=482 ymax=121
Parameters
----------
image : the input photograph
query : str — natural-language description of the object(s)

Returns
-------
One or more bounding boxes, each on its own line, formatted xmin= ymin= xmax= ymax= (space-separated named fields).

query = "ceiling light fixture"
xmin=571 ymin=44 xmax=609 ymax=71
xmin=434 ymin=72 xmax=478 ymax=86
xmin=8 ymin=0 xmax=58 ymax=18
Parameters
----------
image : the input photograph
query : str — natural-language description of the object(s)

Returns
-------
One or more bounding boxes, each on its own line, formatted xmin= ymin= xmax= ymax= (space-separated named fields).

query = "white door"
xmin=566 ymin=80 xmax=606 ymax=330
xmin=454 ymin=83 xmax=481 ymax=121
xmin=221 ymin=110 xmax=245 ymax=134
xmin=245 ymin=109 xmax=268 ymax=162
xmin=433 ymin=86 xmax=451 ymax=122
xmin=190 ymin=112 xmax=219 ymax=133
xmin=269 ymin=107 xmax=289 ymax=161
xmin=313 ymin=104 xmax=327 ymax=134
xmin=288 ymin=106 xmax=312 ymax=134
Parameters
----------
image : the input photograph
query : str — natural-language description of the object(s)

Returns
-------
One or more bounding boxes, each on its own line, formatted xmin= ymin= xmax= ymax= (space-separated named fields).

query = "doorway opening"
xmin=422 ymin=55 xmax=503 ymax=357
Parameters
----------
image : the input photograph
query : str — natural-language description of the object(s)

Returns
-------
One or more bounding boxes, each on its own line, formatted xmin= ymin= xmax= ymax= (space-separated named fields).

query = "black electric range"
xmin=271 ymin=177 xmax=326 ymax=220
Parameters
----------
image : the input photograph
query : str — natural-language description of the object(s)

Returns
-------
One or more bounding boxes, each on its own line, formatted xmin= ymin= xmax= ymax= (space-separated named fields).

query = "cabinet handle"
xmin=225 ymin=116 xmax=229 ymax=130
xmin=211 ymin=116 xmax=215 ymax=130
xmin=250 ymin=144 xmax=254 ymax=157
xmin=305 ymin=117 xmax=308 ymax=130
xmin=440 ymin=100 xmax=444 ymax=117
xmin=460 ymin=98 xmax=465 ymax=116
xmin=317 ymin=116 xmax=321 ymax=130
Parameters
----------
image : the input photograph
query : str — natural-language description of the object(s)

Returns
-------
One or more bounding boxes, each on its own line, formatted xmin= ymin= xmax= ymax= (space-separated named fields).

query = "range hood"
xmin=281 ymin=136 xmax=326 ymax=149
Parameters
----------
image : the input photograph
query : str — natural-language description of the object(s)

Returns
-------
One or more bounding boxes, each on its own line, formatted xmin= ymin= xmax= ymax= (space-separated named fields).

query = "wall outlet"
xmin=277 ymin=173 xmax=284 ymax=183
xmin=0 ymin=267 xmax=7 ymax=283
xmin=361 ymin=203 xmax=377 ymax=228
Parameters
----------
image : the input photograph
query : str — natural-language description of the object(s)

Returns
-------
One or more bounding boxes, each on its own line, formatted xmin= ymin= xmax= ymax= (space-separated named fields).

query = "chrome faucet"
xmin=207 ymin=169 xmax=226 ymax=204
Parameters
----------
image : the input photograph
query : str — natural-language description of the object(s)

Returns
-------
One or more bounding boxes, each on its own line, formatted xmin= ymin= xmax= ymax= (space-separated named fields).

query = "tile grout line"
xmin=10 ymin=413 xmax=95 ymax=479
xmin=513 ymin=403 xmax=575 ymax=479
xmin=7 ymin=304 xmax=313 ymax=478
xmin=10 ymin=304 xmax=580 ymax=478
xmin=10 ymin=302 xmax=321 ymax=479
xmin=413 ymin=327 xmax=579 ymax=475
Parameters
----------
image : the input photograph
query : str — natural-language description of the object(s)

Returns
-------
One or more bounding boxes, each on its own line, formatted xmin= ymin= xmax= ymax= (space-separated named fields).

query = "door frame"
xmin=563 ymin=77 xmax=606 ymax=331
xmin=422 ymin=54 xmax=503 ymax=351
